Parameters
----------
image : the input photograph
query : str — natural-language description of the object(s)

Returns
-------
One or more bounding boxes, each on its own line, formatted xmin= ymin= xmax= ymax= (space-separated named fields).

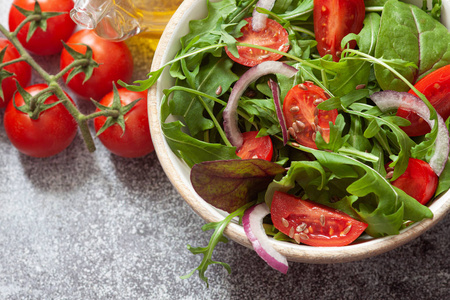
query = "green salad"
xmin=126 ymin=0 xmax=450 ymax=286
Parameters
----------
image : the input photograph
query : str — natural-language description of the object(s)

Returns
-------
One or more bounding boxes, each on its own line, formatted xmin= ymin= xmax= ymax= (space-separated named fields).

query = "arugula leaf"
xmin=181 ymin=201 xmax=255 ymax=288
xmin=170 ymin=56 xmax=238 ymax=136
xmin=266 ymin=150 xmax=433 ymax=237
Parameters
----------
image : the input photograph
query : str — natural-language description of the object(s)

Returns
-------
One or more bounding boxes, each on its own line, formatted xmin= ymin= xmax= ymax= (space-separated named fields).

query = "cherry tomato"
xmin=94 ymin=88 xmax=154 ymax=158
xmin=0 ymin=38 xmax=31 ymax=108
xmin=387 ymin=158 xmax=438 ymax=205
xmin=3 ymin=84 xmax=78 ymax=157
xmin=313 ymin=0 xmax=365 ymax=61
xmin=397 ymin=64 xmax=450 ymax=136
xmin=60 ymin=29 xmax=134 ymax=100
xmin=8 ymin=0 xmax=76 ymax=56
xmin=236 ymin=131 xmax=273 ymax=161
xmin=225 ymin=17 xmax=289 ymax=67
xmin=271 ymin=191 xmax=368 ymax=247
xmin=283 ymin=82 xmax=338 ymax=149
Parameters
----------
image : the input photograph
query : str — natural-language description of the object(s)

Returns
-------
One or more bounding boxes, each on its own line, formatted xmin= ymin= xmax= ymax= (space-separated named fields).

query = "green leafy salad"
xmin=126 ymin=0 xmax=450 ymax=286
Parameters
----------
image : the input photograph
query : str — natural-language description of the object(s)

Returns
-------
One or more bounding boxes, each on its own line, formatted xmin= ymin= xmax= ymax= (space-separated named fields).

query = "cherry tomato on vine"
xmin=94 ymin=88 xmax=154 ymax=158
xmin=271 ymin=191 xmax=368 ymax=247
xmin=387 ymin=158 xmax=438 ymax=205
xmin=313 ymin=0 xmax=365 ymax=61
xmin=397 ymin=64 xmax=450 ymax=136
xmin=225 ymin=17 xmax=289 ymax=67
xmin=8 ymin=0 xmax=76 ymax=56
xmin=60 ymin=29 xmax=134 ymax=100
xmin=283 ymin=82 xmax=338 ymax=149
xmin=3 ymin=84 xmax=78 ymax=158
xmin=0 ymin=38 xmax=31 ymax=108
xmin=236 ymin=131 xmax=273 ymax=161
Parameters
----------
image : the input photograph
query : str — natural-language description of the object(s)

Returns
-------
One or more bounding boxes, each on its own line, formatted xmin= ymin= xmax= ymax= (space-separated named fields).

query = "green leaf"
xmin=374 ymin=0 xmax=450 ymax=91
xmin=62 ymin=42 xmax=99 ymax=85
xmin=170 ymin=56 xmax=238 ymax=136
xmin=13 ymin=2 xmax=66 ymax=42
xmin=180 ymin=201 xmax=254 ymax=288
xmin=191 ymin=159 xmax=286 ymax=213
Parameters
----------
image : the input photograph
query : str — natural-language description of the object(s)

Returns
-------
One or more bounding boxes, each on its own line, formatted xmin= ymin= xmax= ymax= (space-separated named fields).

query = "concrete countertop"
xmin=0 ymin=0 xmax=449 ymax=299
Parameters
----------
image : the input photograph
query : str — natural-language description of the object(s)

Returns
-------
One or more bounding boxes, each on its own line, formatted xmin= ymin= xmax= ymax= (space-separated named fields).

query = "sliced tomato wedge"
xmin=283 ymin=82 xmax=338 ymax=149
xmin=397 ymin=64 xmax=450 ymax=136
xmin=387 ymin=158 xmax=438 ymax=205
xmin=271 ymin=191 xmax=368 ymax=247
xmin=225 ymin=17 xmax=289 ymax=67
xmin=236 ymin=131 xmax=273 ymax=161
xmin=313 ymin=0 xmax=365 ymax=61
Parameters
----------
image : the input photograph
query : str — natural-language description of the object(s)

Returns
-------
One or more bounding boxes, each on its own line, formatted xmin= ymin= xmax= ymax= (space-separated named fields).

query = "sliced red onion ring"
xmin=243 ymin=202 xmax=288 ymax=274
xmin=268 ymin=79 xmax=288 ymax=145
xmin=252 ymin=0 xmax=276 ymax=32
xmin=370 ymin=90 xmax=449 ymax=176
xmin=223 ymin=61 xmax=298 ymax=149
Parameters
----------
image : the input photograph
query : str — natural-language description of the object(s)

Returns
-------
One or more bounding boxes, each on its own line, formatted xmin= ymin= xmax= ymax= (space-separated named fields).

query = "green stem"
xmin=0 ymin=57 xmax=28 ymax=68
xmin=54 ymin=58 xmax=90 ymax=81
xmin=81 ymin=109 xmax=120 ymax=121
xmin=12 ymin=14 xmax=41 ymax=37
xmin=29 ymin=86 xmax=56 ymax=116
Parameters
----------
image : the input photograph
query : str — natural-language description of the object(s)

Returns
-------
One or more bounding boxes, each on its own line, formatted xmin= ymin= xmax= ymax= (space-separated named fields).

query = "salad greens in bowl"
xmin=135 ymin=0 xmax=450 ymax=285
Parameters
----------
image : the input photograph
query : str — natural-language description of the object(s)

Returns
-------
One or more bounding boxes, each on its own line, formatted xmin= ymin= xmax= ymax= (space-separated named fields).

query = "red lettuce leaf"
xmin=190 ymin=159 xmax=286 ymax=213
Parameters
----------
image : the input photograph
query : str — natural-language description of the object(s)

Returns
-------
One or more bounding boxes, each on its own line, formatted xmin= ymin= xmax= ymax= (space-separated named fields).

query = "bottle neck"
xmin=70 ymin=0 xmax=114 ymax=29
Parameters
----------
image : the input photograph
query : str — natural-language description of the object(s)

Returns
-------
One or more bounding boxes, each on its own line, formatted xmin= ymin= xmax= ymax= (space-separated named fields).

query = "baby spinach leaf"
xmin=374 ymin=0 xmax=450 ymax=91
xmin=191 ymin=159 xmax=286 ymax=213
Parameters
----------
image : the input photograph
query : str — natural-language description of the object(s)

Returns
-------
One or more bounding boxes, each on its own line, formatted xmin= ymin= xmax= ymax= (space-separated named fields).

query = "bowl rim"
xmin=148 ymin=0 xmax=450 ymax=263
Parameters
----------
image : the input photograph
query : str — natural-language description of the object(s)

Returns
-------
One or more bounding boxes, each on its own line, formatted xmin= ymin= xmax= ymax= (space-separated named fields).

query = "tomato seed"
xmin=386 ymin=171 xmax=394 ymax=179
xmin=296 ymin=120 xmax=306 ymax=129
xmin=215 ymin=85 xmax=222 ymax=95
xmin=288 ymin=127 xmax=296 ymax=138
xmin=299 ymin=232 xmax=309 ymax=240
xmin=320 ymin=215 xmax=326 ymax=227
xmin=294 ymin=233 xmax=301 ymax=244
xmin=298 ymin=83 xmax=307 ymax=90
xmin=296 ymin=222 xmax=307 ymax=232
xmin=342 ymin=224 xmax=352 ymax=236
xmin=313 ymin=98 xmax=324 ymax=106
xmin=292 ymin=122 xmax=300 ymax=133
xmin=290 ymin=105 xmax=300 ymax=113
xmin=282 ymin=217 xmax=289 ymax=227
xmin=289 ymin=226 xmax=295 ymax=238
xmin=291 ymin=142 xmax=300 ymax=147
xmin=355 ymin=84 xmax=366 ymax=90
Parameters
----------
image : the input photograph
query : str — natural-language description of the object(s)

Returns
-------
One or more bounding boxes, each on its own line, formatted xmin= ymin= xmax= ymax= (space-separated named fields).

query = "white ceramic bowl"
xmin=148 ymin=0 xmax=450 ymax=263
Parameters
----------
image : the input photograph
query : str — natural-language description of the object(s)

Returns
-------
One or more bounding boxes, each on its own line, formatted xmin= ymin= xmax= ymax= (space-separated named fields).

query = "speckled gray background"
xmin=0 ymin=1 xmax=449 ymax=299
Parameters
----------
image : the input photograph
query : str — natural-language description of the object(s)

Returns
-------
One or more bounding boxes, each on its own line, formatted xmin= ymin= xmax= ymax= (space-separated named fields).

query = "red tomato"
xmin=3 ymin=84 xmax=78 ymax=157
xmin=283 ymin=82 xmax=338 ymax=149
xmin=60 ymin=29 xmax=133 ymax=100
xmin=387 ymin=158 xmax=438 ymax=205
xmin=0 ymin=38 xmax=31 ymax=108
xmin=225 ymin=17 xmax=289 ymax=67
xmin=236 ymin=131 xmax=273 ymax=161
xmin=8 ymin=0 xmax=76 ymax=55
xmin=313 ymin=0 xmax=365 ymax=61
xmin=397 ymin=64 xmax=450 ymax=136
xmin=94 ymin=88 xmax=154 ymax=158
xmin=271 ymin=191 xmax=368 ymax=247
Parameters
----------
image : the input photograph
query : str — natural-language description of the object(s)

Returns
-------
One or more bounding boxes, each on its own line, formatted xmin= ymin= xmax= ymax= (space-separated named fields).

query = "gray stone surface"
xmin=0 ymin=1 xmax=449 ymax=299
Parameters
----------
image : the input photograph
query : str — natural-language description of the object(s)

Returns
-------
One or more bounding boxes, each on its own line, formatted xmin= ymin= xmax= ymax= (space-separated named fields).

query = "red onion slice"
xmin=268 ymin=79 xmax=288 ymax=145
xmin=223 ymin=61 xmax=298 ymax=149
xmin=370 ymin=90 xmax=449 ymax=176
xmin=252 ymin=0 xmax=276 ymax=32
xmin=243 ymin=202 xmax=289 ymax=274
